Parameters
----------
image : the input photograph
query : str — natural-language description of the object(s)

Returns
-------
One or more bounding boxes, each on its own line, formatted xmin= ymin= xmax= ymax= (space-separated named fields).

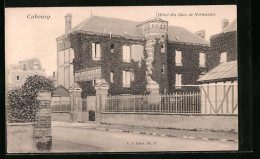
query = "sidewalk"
xmin=52 ymin=121 xmax=238 ymax=143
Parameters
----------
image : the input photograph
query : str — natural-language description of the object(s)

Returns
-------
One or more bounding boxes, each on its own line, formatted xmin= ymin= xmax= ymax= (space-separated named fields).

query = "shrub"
xmin=7 ymin=75 xmax=54 ymax=123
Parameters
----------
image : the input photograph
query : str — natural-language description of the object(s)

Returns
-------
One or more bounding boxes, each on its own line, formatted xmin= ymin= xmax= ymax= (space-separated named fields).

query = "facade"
xmin=198 ymin=19 xmax=238 ymax=114
xmin=7 ymin=58 xmax=46 ymax=90
xmin=57 ymin=14 xmax=210 ymax=97
xmin=207 ymin=19 xmax=237 ymax=71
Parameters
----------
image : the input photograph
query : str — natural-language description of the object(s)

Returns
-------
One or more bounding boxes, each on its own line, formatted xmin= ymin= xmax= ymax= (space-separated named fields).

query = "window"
xmin=92 ymin=80 xmax=96 ymax=86
xmin=175 ymin=50 xmax=182 ymax=66
xmin=123 ymin=71 xmax=133 ymax=88
xmin=122 ymin=45 xmax=131 ymax=63
xmin=220 ymin=52 xmax=227 ymax=63
xmin=199 ymin=52 xmax=206 ymax=67
xmin=92 ymin=43 xmax=101 ymax=60
xmin=58 ymin=51 xmax=64 ymax=66
xmin=161 ymin=65 xmax=165 ymax=74
xmin=110 ymin=72 xmax=114 ymax=83
xmin=161 ymin=43 xmax=165 ymax=53
xmin=16 ymin=75 xmax=20 ymax=81
xmin=22 ymin=64 xmax=26 ymax=70
xmin=175 ymin=74 xmax=182 ymax=89
xmin=131 ymin=45 xmax=144 ymax=62
xmin=69 ymin=48 xmax=74 ymax=63
xmin=64 ymin=49 xmax=70 ymax=63
xmin=33 ymin=61 xmax=39 ymax=70
xmin=110 ymin=44 xmax=114 ymax=53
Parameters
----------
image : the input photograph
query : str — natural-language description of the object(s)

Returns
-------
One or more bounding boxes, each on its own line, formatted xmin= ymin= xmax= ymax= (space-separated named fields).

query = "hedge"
xmin=7 ymin=75 xmax=54 ymax=123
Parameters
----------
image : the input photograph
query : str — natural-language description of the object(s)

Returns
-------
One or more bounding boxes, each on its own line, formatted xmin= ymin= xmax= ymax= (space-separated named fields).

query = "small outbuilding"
xmin=198 ymin=61 xmax=238 ymax=114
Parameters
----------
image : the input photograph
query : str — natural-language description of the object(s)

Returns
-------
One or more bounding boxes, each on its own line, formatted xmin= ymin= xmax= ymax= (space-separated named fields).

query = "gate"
xmin=82 ymin=96 xmax=97 ymax=121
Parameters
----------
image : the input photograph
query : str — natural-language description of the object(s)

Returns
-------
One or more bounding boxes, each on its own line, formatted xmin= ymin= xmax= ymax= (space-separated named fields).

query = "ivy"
xmin=69 ymin=33 xmax=148 ymax=97
xmin=7 ymin=75 xmax=54 ymax=123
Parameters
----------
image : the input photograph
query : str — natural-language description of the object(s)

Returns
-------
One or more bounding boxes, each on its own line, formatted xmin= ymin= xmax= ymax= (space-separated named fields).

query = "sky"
xmin=5 ymin=6 xmax=237 ymax=76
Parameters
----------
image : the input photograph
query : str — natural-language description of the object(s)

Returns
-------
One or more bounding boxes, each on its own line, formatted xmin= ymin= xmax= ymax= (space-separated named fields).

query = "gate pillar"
xmin=95 ymin=79 xmax=109 ymax=123
xmin=69 ymin=83 xmax=83 ymax=122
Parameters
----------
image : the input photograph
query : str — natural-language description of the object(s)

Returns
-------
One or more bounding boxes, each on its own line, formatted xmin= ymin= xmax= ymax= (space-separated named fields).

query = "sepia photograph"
xmin=5 ymin=5 xmax=238 ymax=153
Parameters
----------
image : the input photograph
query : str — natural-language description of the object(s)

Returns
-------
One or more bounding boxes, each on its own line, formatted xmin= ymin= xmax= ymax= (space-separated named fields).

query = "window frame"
xmin=122 ymin=70 xmax=133 ymax=88
xmin=199 ymin=52 xmax=206 ymax=67
xmin=122 ymin=45 xmax=131 ymax=63
xmin=92 ymin=42 xmax=101 ymax=61
xmin=175 ymin=73 xmax=182 ymax=89
xmin=220 ymin=52 xmax=227 ymax=63
xmin=175 ymin=50 xmax=182 ymax=66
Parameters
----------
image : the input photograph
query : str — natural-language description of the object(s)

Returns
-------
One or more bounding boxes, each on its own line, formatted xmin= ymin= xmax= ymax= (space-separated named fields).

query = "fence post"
xmin=95 ymin=79 xmax=109 ymax=123
xmin=69 ymin=83 xmax=83 ymax=122
xmin=34 ymin=92 xmax=52 ymax=151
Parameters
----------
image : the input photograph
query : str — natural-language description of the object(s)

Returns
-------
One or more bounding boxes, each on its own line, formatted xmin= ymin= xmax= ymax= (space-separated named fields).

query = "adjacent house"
xmin=7 ymin=58 xmax=46 ymax=90
xmin=198 ymin=19 xmax=238 ymax=114
xmin=56 ymin=14 xmax=210 ymax=96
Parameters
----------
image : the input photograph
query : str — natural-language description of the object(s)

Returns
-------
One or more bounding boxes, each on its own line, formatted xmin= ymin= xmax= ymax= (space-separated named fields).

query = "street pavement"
xmin=51 ymin=122 xmax=238 ymax=152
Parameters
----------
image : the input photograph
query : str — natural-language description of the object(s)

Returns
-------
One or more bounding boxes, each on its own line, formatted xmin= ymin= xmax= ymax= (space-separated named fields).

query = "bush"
xmin=7 ymin=75 xmax=54 ymax=123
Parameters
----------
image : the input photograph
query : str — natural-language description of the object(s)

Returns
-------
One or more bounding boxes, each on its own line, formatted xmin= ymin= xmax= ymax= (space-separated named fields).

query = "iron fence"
xmin=51 ymin=100 xmax=71 ymax=112
xmin=105 ymin=92 xmax=201 ymax=114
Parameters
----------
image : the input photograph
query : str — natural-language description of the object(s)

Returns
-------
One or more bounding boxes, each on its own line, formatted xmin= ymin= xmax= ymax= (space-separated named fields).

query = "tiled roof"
xmin=222 ymin=18 xmax=237 ymax=33
xmin=67 ymin=16 xmax=209 ymax=45
xmin=198 ymin=60 xmax=237 ymax=82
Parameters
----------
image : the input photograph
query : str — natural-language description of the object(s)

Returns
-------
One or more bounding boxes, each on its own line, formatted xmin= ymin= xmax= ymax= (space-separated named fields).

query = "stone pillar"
xmin=34 ymin=92 xmax=52 ymax=151
xmin=69 ymin=83 xmax=83 ymax=122
xmin=95 ymin=79 xmax=109 ymax=123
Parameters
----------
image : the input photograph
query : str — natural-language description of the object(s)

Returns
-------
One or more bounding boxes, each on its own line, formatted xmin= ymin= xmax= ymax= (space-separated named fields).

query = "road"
xmin=51 ymin=126 xmax=238 ymax=152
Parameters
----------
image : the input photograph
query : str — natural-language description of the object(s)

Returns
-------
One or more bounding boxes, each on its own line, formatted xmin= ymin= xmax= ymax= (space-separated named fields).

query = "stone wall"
xmin=34 ymin=92 xmax=52 ymax=151
xmin=7 ymin=123 xmax=36 ymax=153
xmin=52 ymin=112 xmax=71 ymax=121
xmin=101 ymin=113 xmax=238 ymax=132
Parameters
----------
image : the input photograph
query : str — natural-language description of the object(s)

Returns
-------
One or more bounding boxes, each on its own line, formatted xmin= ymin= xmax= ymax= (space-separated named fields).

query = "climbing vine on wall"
xmin=68 ymin=32 xmax=148 ymax=97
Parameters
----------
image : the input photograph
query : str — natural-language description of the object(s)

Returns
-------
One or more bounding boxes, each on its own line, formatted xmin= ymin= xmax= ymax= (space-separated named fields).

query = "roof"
xmin=64 ymin=16 xmax=209 ymax=45
xmin=198 ymin=61 xmax=237 ymax=83
xmin=52 ymin=85 xmax=70 ymax=97
xmin=222 ymin=18 xmax=237 ymax=33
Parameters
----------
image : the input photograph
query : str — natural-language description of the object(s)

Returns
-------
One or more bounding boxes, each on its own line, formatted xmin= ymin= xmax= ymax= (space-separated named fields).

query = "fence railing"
xmin=82 ymin=96 xmax=96 ymax=111
xmin=105 ymin=92 xmax=201 ymax=114
xmin=51 ymin=100 xmax=71 ymax=112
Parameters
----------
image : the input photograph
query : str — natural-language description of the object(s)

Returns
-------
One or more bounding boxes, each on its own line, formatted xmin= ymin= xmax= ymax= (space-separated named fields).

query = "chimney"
xmin=65 ymin=13 xmax=72 ymax=34
xmin=53 ymin=71 xmax=55 ymax=78
xmin=195 ymin=30 xmax=205 ymax=39
xmin=222 ymin=19 xmax=229 ymax=30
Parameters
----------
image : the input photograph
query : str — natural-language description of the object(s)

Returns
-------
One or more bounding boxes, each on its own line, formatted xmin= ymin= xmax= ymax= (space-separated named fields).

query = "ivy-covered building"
xmin=56 ymin=14 xmax=210 ymax=97
xmin=206 ymin=19 xmax=237 ymax=71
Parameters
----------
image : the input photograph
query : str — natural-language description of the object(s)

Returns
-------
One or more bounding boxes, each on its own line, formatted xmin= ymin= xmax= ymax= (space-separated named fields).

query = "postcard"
xmin=5 ymin=5 xmax=238 ymax=153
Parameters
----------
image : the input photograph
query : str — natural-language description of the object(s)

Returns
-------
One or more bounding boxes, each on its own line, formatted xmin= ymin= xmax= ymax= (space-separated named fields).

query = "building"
xmin=207 ymin=19 xmax=237 ymax=71
xmin=56 ymin=14 xmax=210 ymax=96
xmin=198 ymin=19 xmax=238 ymax=114
xmin=7 ymin=58 xmax=46 ymax=90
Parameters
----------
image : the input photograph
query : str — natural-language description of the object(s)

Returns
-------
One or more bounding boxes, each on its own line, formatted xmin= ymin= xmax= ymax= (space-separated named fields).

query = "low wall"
xmin=7 ymin=123 xmax=36 ymax=153
xmin=101 ymin=113 xmax=238 ymax=132
xmin=52 ymin=112 xmax=71 ymax=122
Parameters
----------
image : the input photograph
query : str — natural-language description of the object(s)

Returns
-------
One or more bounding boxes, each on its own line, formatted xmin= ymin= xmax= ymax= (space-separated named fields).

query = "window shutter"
xmin=123 ymin=71 xmax=126 ymax=86
xmin=96 ymin=43 xmax=101 ymax=58
xmin=92 ymin=43 xmax=96 ymax=58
